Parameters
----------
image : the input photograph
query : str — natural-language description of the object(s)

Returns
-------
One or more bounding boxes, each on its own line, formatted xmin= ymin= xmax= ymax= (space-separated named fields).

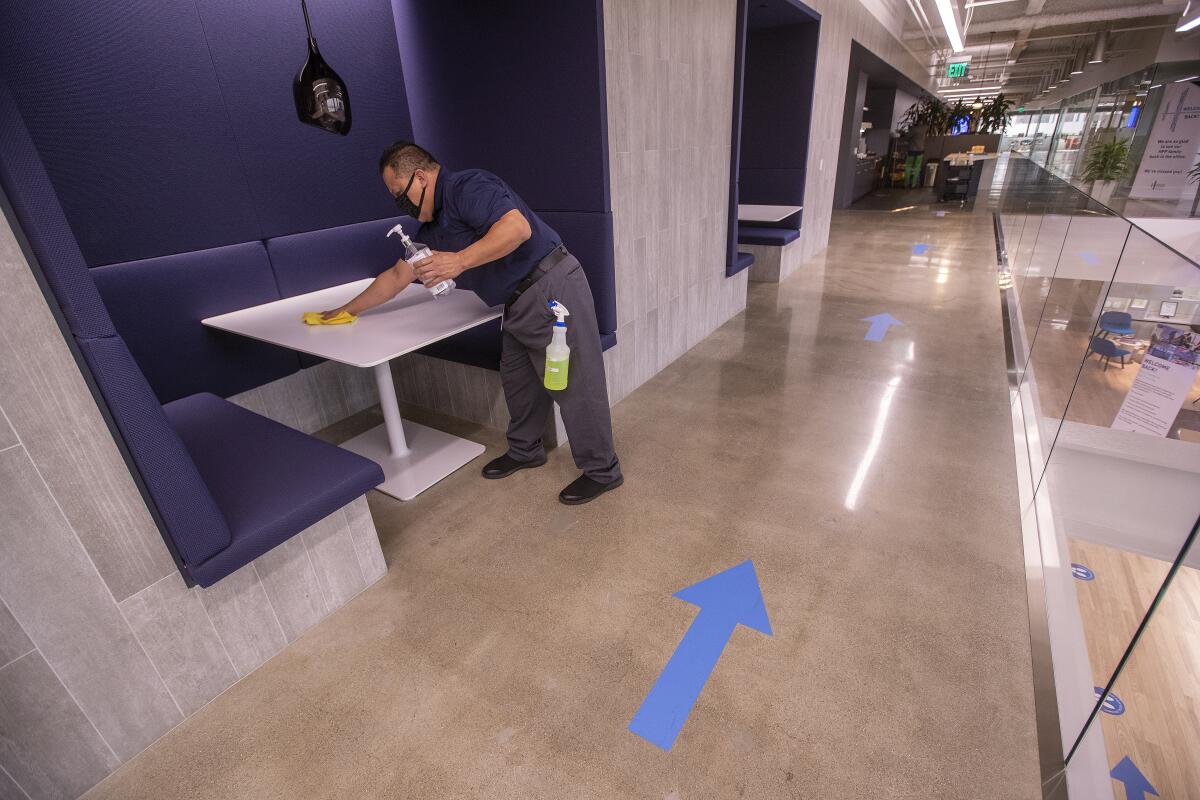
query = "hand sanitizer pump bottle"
xmin=544 ymin=301 xmax=570 ymax=391
xmin=387 ymin=223 xmax=454 ymax=297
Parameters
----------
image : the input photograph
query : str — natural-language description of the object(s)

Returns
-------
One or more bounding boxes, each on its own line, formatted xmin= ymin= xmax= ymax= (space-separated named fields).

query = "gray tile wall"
xmin=788 ymin=0 xmax=933 ymax=263
xmin=601 ymin=0 xmax=749 ymax=405
xmin=0 ymin=209 xmax=389 ymax=799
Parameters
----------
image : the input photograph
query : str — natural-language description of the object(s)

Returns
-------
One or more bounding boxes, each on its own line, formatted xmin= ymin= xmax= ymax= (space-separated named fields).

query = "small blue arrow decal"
xmin=912 ymin=243 xmax=929 ymax=255
xmin=1111 ymin=756 xmax=1158 ymax=799
xmin=862 ymin=313 xmax=903 ymax=342
xmin=628 ymin=561 xmax=772 ymax=751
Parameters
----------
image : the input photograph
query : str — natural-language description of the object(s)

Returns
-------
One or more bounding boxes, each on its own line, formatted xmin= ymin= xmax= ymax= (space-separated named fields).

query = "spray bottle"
xmin=387 ymin=223 xmax=454 ymax=297
xmin=544 ymin=300 xmax=570 ymax=391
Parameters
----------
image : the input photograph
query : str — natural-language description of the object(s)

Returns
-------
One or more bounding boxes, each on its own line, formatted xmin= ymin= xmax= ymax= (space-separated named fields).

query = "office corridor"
xmin=84 ymin=205 xmax=1041 ymax=800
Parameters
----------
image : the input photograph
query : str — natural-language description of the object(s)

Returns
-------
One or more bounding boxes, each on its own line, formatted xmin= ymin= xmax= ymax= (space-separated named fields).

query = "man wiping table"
xmin=319 ymin=141 xmax=623 ymax=506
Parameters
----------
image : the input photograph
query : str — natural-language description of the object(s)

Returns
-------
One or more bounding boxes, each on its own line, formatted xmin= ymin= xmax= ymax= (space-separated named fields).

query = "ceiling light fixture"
xmin=1177 ymin=0 xmax=1200 ymax=32
xmin=1174 ymin=75 xmax=1200 ymax=83
xmin=1071 ymin=49 xmax=1086 ymax=75
xmin=1089 ymin=32 xmax=1107 ymax=64
xmin=934 ymin=0 xmax=965 ymax=53
xmin=293 ymin=0 xmax=351 ymax=135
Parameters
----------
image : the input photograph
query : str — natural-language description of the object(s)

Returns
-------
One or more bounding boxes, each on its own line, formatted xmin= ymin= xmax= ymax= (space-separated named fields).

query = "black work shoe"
xmin=558 ymin=474 xmax=624 ymax=505
xmin=481 ymin=453 xmax=547 ymax=479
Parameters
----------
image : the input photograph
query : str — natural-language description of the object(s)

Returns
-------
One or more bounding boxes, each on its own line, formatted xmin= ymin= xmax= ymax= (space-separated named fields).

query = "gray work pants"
xmin=500 ymin=249 xmax=621 ymax=483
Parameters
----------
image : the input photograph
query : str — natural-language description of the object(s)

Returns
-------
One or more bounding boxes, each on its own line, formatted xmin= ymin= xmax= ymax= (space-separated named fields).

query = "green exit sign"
xmin=947 ymin=62 xmax=969 ymax=79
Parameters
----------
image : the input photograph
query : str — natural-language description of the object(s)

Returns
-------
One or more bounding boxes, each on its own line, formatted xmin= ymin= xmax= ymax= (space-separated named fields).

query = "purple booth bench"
xmin=0 ymin=82 xmax=384 ymax=588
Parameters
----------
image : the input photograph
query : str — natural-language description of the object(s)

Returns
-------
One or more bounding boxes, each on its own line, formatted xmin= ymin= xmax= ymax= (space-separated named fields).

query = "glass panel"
xmin=1030 ymin=109 xmax=1060 ymax=167
xmin=1070 ymin=518 xmax=1199 ymax=797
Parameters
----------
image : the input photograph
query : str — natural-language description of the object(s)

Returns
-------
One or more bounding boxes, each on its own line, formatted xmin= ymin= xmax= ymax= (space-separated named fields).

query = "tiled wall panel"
xmin=0 ymin=203 xmax=389 ymax=799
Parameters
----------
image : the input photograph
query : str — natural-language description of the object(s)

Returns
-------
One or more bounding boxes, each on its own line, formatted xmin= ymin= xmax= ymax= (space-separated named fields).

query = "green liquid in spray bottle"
xmin=544 ymin=300 xmax=570 ymax=391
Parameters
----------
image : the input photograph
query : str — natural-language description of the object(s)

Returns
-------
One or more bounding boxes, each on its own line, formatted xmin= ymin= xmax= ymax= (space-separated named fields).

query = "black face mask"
xmin=394 ymin=172 xmax=426 ymax=219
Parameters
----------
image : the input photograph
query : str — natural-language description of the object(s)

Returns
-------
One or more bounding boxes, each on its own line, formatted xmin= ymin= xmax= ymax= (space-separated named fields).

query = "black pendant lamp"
xmin=293 ymin=0 xmax=351 ymax=135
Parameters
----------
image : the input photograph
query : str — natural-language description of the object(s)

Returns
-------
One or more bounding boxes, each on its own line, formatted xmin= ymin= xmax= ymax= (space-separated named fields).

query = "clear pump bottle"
xmin=387 ymin=223 xmax=454 ymax=297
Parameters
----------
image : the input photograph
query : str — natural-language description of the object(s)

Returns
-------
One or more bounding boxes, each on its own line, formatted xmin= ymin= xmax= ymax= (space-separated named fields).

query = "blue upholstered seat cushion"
xmin=733 ymin=251 xmax=756 ymax=274
xmin=163 ymin=393 xmax=384 ymax=587
xmin=738 ymin=226 xmax=800 ymax=246
xmin=78 ymin=338 xmax=233 ymax=568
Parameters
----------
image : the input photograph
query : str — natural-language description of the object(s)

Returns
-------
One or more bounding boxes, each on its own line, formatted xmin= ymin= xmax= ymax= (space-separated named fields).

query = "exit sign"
xmin=947 ymin=62 xmax=969 ymax=79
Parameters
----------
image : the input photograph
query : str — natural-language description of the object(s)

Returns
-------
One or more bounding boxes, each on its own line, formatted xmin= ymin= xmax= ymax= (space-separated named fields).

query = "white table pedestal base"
xmin=340 ymin=362 xmax=485 ymax=501
xmin=340 ymin=419 xmax=485 ymax=501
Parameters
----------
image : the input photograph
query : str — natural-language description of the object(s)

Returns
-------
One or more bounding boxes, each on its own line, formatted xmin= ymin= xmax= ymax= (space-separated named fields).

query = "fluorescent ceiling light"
xmin=939 ymin=84 xmax=1002 ymax=94
xmin=934 ymin=0 xmax=965 ymax=53
xmin=1174 ymin=75 xmax=1200 ymax=83
xmin=1177 ymin=1 xmax=1200 ymax=31
xmin=964 ymin=0 xmax=1017 ymax=6
xmin=1089 ymin=33 xmax=1106 ymax=64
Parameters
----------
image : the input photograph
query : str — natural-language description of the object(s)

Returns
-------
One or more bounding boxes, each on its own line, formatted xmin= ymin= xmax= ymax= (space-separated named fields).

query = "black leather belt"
xmin=506 ymin=244 xmax=569 ymax=307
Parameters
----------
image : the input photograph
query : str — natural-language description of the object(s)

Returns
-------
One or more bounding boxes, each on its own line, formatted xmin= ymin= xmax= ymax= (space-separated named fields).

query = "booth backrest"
xmin=0 ymin=80 xmax=233 ymax=567
xmin=539 ymin=211 xmax=616 ymax=339
xmin=93 ymin=244 xmax=301 ymax=403
xmin=266 ymin=215 xmax=414 ymax=299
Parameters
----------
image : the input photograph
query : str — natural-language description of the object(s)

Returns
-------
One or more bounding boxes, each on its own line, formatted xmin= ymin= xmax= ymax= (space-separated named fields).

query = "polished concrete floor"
xmin=84 ymin=204 xmax=1042 ymax=799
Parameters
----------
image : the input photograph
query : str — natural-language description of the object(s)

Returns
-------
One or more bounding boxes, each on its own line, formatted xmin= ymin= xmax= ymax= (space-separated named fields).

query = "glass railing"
xmin=994 ymin=155 xmax=1200 ymax=799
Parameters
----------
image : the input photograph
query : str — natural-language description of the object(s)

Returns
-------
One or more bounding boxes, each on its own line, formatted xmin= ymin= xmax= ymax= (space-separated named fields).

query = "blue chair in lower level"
xmin=1088 ymin=336 xmax=1131 ymax=371
xmin=1098 ymin=311 xmax=1135 ymax=338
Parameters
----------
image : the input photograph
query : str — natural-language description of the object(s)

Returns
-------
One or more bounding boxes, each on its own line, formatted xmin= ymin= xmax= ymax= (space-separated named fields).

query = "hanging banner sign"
xmin=1129 ymin=82 xmax=1200 ymax=199
xmin=1111 ymin=325 xmax=1200 ymax=437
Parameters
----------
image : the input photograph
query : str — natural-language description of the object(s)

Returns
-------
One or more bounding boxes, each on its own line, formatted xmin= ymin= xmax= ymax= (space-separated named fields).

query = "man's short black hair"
xmin=378 ymin=141 xmax=439 ymax=176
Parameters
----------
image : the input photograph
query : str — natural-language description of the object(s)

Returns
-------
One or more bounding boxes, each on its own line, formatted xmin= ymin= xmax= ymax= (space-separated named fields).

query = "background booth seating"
xmin=738 ymin=226 xmax=801 ymax=247
xmin=0 ymin=83 xmax=383 ymax=588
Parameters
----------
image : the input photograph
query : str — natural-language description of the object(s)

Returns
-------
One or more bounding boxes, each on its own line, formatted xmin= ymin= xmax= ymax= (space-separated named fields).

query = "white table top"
xmin=737 ymin=204 xmax=803 ymax=223
xmin=202 ymin=279 xmax=502 ymax=369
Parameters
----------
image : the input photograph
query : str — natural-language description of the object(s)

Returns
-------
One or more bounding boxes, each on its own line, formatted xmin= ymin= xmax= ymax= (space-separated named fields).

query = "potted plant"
xmin=1081 ymin=138 xmax=1132 ymax=204
xmin=977 ymin=94 xmax=1014 ymax=134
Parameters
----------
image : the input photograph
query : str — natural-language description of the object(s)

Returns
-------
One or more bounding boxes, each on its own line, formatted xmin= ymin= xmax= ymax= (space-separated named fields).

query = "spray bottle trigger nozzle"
xmin=548 ymin=300 xmax=570 ymax=326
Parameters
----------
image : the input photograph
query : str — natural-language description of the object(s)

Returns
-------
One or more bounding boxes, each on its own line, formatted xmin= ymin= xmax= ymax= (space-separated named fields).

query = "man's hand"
xmin=321 ymin=307 xmax=347 ymax=320
xmin=413 ymin=250 xmax=466 ymax=287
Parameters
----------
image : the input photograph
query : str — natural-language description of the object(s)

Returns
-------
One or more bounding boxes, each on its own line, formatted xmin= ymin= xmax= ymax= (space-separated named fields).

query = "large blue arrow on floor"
xmin=862 ymin=313 xmax=902 ymax=342
xmin=628 ymin=560 xmax=772 ymax=751
xmin=1111 ymin=756 xmax=1158 ymax=799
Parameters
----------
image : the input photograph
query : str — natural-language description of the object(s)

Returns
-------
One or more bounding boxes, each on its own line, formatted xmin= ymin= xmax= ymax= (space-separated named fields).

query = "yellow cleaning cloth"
xmin=302 ymin=310 xmax=357 ymax=326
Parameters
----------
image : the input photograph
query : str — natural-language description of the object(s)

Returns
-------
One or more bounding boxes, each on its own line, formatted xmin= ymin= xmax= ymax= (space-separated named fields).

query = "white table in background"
xmin=203 ymin=280 xmax=502 ymax=501
xmin=737 ymin=204 xmax=803 ymax=223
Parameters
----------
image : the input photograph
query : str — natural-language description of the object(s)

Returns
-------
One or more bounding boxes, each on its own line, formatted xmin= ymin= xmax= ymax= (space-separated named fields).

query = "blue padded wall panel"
xmin=0 ymin=1 xmax=262 ymax=266
xmin=739 ymin=22 xmax=818 ymax=207
xmin=76 ymin=336 xmax=231 ymax=569
xmin=266 ymin=215 xmax=417 ymax=299
xmin=538 ymin=211 xmax=616 ymax=337
xmin=392 ymin=0 xmax=609 ymax=214
xmin=195 ymin=0 xmax=414 ymax=239
xmin=0 ymin=81 xmax=115 ymax=340
xmin=92 ymin=244 xmax=301 ymax=404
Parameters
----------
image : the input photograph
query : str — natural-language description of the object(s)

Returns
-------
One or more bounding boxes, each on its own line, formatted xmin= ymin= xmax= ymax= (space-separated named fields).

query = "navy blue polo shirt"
xmin=417 ymin=167 xmax=561 ymax=307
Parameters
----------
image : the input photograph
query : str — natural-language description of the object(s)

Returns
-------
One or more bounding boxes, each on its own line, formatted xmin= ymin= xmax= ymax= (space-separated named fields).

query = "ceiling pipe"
xmin=954 ymin=2 xmax=1185 ymax=36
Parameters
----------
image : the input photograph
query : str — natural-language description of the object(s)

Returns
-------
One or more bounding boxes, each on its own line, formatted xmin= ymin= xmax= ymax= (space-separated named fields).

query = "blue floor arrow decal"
xmin=1111 ymin=756 xmax=1158 ymax=799
xmin=862 ymin=313 xmax=902 ymax=342
xmin=628 ymin=561 xmax=772 ymax=751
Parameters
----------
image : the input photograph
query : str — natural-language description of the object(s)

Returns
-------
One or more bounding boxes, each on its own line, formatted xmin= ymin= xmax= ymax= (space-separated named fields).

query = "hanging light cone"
xmin=1089 ymin=32 xmax=1107 ymax=64
xmin=1071 ymin=48 xmax=1086 ymax=75
xmin=293 ymin=0 xmax=351 ymax=135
